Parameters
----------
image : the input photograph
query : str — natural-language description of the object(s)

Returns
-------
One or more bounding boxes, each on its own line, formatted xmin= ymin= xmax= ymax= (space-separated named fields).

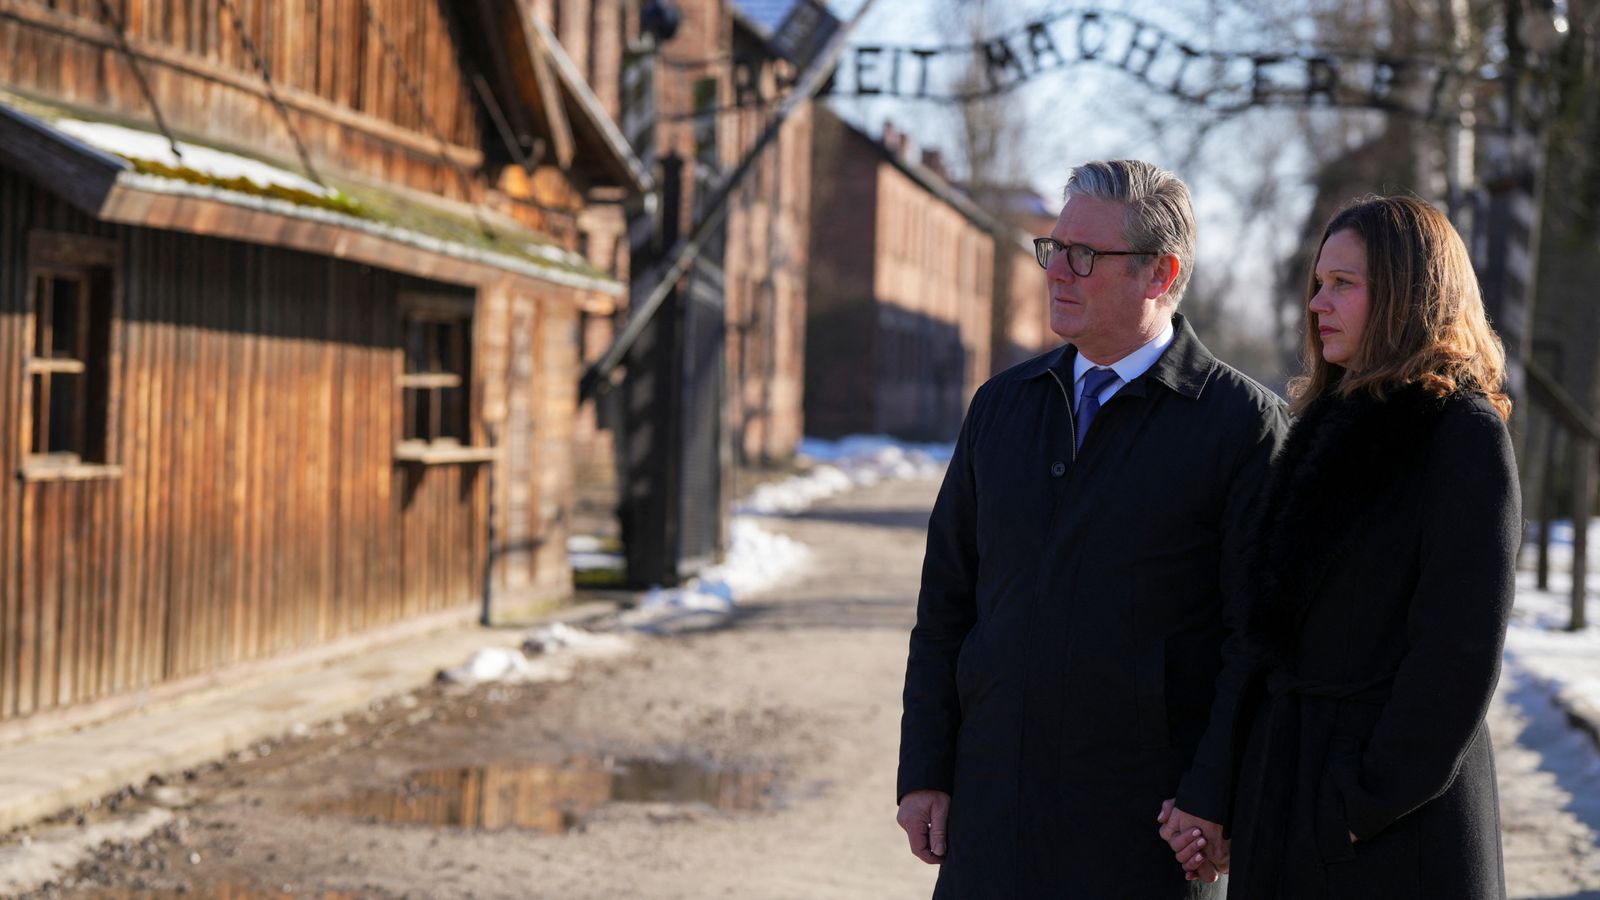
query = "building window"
xmin=398 ymin=294 xmax=474 ymax=449
xmin=25 ymin=233 xmax=117 ymax=473
xmin=692 ymin=76 xmax=719 ymax=170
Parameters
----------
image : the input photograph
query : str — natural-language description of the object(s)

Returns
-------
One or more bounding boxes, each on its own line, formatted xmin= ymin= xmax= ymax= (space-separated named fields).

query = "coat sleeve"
xmin=896 ymin=384 xmax=987 ymax=803
xmin=1331 ymin=403 xmax=1520 ymax=840
xmin=1174 ymin=397 xmax=1288 ymax=824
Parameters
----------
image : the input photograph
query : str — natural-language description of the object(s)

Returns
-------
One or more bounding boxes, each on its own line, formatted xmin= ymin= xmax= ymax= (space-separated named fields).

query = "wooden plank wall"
xmin=0 ymin=170 xmax=497 ymax=721
xmin=0 ymin=0 xmax=485 ymax=201
xmin=475 ymin=275 xmax=578 ymax=616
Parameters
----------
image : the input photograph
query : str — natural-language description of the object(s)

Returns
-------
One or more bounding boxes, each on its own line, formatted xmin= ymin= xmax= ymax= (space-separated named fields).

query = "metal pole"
xmin=1537 ymin=417 xmax=1559 ymax=590
xmin=1573 ymin=439 xmax=1593 ymax=631
xmin=580 ymin=0 xmax=884 ymax=402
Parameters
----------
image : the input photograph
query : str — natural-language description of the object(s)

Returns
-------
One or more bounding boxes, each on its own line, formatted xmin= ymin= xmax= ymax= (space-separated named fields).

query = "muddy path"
xmin=14 ymin=477 xmax=944 ymax=900
xmin=8 ymin=472 xmax=1600 ymax=898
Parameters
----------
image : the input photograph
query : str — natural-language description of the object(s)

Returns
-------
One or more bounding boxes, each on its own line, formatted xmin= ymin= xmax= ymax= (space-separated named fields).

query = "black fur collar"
xmin=1246 ymin=384 xmax=1455 ymax=655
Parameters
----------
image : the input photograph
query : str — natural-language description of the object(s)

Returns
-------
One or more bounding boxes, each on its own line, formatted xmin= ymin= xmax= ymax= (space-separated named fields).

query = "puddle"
xmin=303 ymin=757 xmax=776 ymax=833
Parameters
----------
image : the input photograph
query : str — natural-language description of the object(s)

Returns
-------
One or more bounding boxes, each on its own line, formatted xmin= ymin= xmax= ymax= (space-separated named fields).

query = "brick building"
xmin=722 ymin=8 xmax=812 ymax=464
xmin=806 ymin=109 xmax=997 ymax=442
xmin=632 ymin=0 xmax=814 ymax=465
xmin=982 ymin=186 xmax=1060 ymax=373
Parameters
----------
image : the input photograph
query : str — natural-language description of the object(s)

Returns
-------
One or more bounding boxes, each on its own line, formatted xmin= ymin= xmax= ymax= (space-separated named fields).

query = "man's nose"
xmin=1047 ymin=254 xmax=1075 ymax=282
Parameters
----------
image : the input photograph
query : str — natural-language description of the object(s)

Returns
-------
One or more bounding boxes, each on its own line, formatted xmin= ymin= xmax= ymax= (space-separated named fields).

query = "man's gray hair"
xmin=1063 ymin=160 xmax=1196 ymax=306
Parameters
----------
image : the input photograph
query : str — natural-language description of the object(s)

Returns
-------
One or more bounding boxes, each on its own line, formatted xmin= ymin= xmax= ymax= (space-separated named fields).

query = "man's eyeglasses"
xmin=1033 ymin=238 xmax=1155 ymax=277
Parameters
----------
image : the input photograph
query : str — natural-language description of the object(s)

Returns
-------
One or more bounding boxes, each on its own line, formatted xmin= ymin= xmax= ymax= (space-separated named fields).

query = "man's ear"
xmin=1146 ymin=253 xmax=1181 ymax=300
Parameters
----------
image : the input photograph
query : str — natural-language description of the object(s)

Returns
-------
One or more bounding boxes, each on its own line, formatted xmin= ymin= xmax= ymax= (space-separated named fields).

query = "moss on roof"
xmin=0 ymin=90 xmax=611 ymax=284
xmin=124 ymin=156 xmax=609 ymax=281
xmin=124 ymin=157 xmax=368 ymax=218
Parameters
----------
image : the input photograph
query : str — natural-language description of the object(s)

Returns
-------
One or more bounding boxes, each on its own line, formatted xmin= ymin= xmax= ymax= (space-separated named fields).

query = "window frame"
xmin=20 ymin=231 xmax=122 ymax=482
xmin=394 ymin=292 xmax=494 ymax=465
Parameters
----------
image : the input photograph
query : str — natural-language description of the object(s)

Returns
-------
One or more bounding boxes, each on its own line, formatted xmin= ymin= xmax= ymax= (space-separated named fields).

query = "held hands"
xmin=896 ymin=789 xmax=951 ymax=864
xmin=1157 ymin=798 xmax=1229 ymax=883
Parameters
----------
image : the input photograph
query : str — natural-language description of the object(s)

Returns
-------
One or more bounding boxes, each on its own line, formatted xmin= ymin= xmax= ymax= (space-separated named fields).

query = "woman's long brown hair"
xmin=1288 ymin=194 xmax=1512 ymax=420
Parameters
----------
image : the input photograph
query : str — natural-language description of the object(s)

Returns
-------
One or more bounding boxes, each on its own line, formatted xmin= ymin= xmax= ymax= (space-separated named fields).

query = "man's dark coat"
xmin=899 ymin=315 xmax=1287 ymax=898
xmin=1214 ymin=387 xmax=1519 ymax=899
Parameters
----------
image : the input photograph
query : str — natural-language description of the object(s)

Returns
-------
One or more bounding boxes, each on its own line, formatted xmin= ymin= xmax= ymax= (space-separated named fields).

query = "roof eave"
xmin=0 ymin=101 xmax=620 ymax=295
xmin=516 ymin=8 xmax=653 ymax=194
xmin=0 ymin=101 xmax=130 ymax=214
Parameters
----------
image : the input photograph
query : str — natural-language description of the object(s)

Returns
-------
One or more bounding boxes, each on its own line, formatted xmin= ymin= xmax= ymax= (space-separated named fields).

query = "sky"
xmin=813 ymin=0 xmax=1346 ymax=346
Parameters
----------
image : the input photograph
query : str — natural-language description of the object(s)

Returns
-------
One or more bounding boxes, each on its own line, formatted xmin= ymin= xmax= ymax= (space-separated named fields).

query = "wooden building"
xmin=0 ymin=0 xmax=647 ymax=733
xmin=806 ymin=109 xmax=996 ymax=442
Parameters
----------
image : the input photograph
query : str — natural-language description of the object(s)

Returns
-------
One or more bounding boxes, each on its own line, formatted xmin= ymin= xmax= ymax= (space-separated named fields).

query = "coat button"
xmin=1050 ymin=461 xmax=1066 ymax=477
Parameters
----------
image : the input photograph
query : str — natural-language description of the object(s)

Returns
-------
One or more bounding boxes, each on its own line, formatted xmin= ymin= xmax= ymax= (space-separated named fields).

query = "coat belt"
xmin=1265 ymin=668 xmax=1394 ymax=705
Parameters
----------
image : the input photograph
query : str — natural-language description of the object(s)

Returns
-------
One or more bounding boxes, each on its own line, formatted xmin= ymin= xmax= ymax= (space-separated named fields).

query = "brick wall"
xmin=805 ymin=109 xmax=882 ymax=439
xmin=807 ymin=109 xmax=997 ymax=442
xmin=723 ymin=22 xmax=812 ymax=463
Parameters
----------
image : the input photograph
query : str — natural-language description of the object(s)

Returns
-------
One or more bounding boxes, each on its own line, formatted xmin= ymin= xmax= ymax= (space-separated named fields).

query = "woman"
xmin=1165 ymin=195 xmax=1520 ymax=898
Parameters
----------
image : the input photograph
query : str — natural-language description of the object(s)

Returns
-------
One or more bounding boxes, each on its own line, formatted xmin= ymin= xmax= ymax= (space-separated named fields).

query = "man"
xmin=895 ymin=160 xmax=1286 ymax=898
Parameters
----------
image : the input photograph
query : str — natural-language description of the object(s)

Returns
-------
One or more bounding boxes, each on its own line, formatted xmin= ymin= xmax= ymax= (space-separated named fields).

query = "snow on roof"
xmin=52 ymin=119 xmax=330 ymax=198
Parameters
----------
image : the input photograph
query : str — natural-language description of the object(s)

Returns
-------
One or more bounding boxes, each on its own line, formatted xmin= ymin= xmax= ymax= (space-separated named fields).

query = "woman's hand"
xmin=1157 ymin=798 xmax=1229 ymax=882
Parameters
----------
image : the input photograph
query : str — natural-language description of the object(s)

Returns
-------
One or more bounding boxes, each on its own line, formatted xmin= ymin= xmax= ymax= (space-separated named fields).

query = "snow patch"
xmin=618 ymin=519 xmax=812 ymax=634
xmin=54 ymin=120 xmax=330 ymax=197
xmin=738 ymin=434 xmax=951 ymax=515
xmin=437 ymin=646 xmax=574 ymax=686
xmin=1508 ymin=566 xmax=1600 ymax=753
xmin=522 ymin=622 xmax=633 ymax=658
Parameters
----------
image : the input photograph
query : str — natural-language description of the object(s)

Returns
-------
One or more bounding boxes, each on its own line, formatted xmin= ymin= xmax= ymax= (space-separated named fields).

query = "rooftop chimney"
xmin=882 ymin=120 xmax=908 ymax=156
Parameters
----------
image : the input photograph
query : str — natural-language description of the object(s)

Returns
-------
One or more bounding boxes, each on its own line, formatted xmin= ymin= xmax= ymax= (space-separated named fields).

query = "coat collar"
xmin=1246 ymin=384 xmax=1454 ymax=655
xmin=1017 ymin=313 xmax=1217 ymax=401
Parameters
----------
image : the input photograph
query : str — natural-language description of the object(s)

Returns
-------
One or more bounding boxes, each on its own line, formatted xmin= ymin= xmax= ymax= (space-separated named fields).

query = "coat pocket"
xmin=1314 ymin=745 xmax=1359 ymax=865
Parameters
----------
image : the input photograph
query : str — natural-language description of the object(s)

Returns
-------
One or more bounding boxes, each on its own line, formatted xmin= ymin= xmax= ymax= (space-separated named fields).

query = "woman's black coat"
xmin=1201 ymin=387 xmax=1520 ymax=899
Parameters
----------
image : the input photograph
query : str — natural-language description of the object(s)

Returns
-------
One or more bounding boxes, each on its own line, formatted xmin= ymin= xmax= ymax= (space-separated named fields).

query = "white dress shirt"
xmin=1072 ymin=318 xmax=1177 ymax=409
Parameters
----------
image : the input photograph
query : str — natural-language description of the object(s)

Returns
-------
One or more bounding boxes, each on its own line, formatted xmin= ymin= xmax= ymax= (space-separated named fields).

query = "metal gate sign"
xmin=787 ymin=9 xmax=1544 ymax=130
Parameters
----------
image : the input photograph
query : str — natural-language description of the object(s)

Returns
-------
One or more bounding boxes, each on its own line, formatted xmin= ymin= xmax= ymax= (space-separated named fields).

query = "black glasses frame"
xmin=1033 ymin=237 xmax=1155 ymax=277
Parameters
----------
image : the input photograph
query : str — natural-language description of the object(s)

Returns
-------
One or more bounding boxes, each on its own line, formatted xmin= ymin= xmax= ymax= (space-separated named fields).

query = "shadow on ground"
xmin=730 ymin=596 xmax=917 ymax=632
xmin=1504 ymin=662 xmax=1600 ymax=840
xmin=786 ymin=507 xmax=932 ymax=531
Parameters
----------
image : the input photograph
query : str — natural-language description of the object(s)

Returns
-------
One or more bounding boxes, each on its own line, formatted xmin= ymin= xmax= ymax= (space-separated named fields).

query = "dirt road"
xmin=14 ymin=475 xmax=1600 ymax=898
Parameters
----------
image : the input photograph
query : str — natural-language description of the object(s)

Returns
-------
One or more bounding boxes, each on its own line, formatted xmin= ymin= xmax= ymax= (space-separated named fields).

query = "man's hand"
xmin=1157 ymin=798 xmax=1229 ymax=882
xmin=896 ymin=790 xmax=951 ymax=864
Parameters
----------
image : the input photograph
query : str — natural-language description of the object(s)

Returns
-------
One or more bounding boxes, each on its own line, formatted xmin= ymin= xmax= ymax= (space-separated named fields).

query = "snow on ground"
xmin=1504 ymin=514 xmax=1600 ymax=865
xmin=567 ymin=534 xmax=623 ymax=571
xmin=53 ymin=120 xmax=332 ymax=197
xmin=618 ymin=517 xmax=814 ymax=634
xmin=1511 ymin=517 xmax=1600 ymax=728
xmin=1507 ymin=568 xmax=1600 ymax=743
xmin=736 ymin=435 xmax=952 ymax=515
xmin=457 ymin=435 xmax=952 ymax=677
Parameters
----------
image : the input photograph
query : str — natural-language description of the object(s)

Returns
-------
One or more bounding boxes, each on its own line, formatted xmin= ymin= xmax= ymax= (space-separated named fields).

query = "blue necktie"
xmin=1076 ymin=367 xmax=1120 ymax=451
